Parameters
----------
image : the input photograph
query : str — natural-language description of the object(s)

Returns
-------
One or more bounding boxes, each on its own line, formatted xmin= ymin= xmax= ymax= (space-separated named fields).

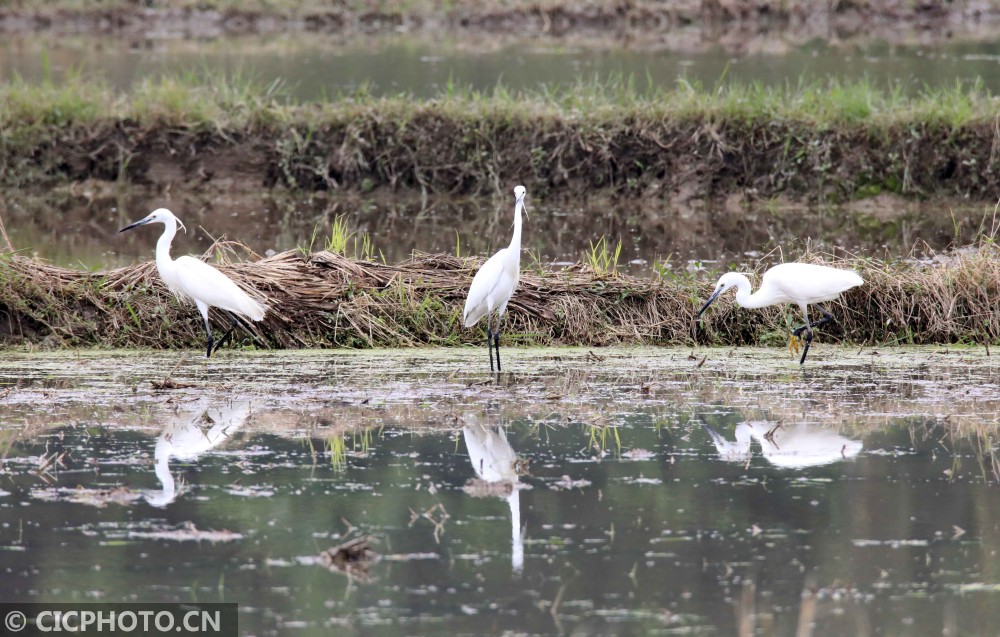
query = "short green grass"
xmin=1 ymin=72 xmax=994 ymax=132
xmin=584 ymin=236 xmax=622 ymax=275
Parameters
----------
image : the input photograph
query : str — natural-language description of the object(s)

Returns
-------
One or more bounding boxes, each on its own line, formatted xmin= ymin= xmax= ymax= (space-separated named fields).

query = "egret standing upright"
xmin=119 ymin=208 xmax=268 ymax=358
xmin=697 ymin=262 xmax=863 ymax=364
xmin=463 ymin=185 xmax=527 ymax=372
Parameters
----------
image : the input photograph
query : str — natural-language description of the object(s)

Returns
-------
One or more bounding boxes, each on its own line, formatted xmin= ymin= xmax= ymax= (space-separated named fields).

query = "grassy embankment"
xmin=2 ymin=232 xmax=1000 ymax=351
xmin=2 ymin=75 xmax=1000 ymax=350
xmin=3 ymin=72 xmax=1000 ymax=200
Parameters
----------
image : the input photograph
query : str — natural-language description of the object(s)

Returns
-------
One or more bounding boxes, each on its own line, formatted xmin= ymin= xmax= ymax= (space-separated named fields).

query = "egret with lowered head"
xmin=119 ymin=208 xmax=267 ymax=358
xmin=697 ymin=262 xmax=863 ymax=365
xmin=463 ymin=185 xmax=527 ymax=372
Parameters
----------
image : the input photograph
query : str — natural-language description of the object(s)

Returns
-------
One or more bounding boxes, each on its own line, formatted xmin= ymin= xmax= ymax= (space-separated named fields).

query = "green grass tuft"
xmin=584 ymin=236 xmax=622 ymax=275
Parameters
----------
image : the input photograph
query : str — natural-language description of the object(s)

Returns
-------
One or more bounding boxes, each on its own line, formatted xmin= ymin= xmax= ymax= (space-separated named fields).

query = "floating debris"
xmin=127 ymin=522 xmax=243 ymax=543
xmin=31 ymin=486 xmax=143 ymax=508
xmin=463 ymin=477 xmax=516 ymax=498
xmin=552 ymin=475 xmax=592 ymax=490
xmin=622 ymin=448 xmax=656 ymax=461
xmin=150 ymin=378 xmax=197 ymax=390
xmin=319 ymin=536 xmax=380 ymax=583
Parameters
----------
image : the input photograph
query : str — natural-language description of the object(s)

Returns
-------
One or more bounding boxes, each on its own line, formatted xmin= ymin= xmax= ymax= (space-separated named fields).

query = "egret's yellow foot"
xmin=788 ymin=334 xmax=802 ymax=356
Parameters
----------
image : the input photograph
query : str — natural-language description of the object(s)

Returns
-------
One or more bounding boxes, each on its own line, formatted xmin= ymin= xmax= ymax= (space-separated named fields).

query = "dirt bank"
xmin=6 ymin=106 xmax=1000 ymax=206
xmin=1 ymin=243 xmax=998 ymax=351
xmin=1 ymin=0 xmax=998 ymax=52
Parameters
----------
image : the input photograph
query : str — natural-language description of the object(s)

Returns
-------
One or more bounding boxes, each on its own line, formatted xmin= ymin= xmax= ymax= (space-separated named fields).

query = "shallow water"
xmin=3 ymin=34 xmax=1000 ymax=98
xmin=5 ymin=188 xmax=989 ymax=272
xmin=5 ymin=33 xmax=998 ymax=273
xmin=2 ymin=347 xmax=999 ymax=635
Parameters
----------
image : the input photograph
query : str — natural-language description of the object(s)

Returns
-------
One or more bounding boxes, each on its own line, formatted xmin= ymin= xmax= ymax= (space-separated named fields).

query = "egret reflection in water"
xmin=705 ymin=421 xmax=862 ymax=468
xmin=147 ymin=400 xmax=251 ymax=506
xmin=461 ymin=418 xmax=524 ymax=573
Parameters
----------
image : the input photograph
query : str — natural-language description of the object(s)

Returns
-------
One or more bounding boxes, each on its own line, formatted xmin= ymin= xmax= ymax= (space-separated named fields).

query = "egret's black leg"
xmin=202 ymin=316 xmax=214 ymax=359
xmin=494 ymin=329 xmax=501 ymax=372
xmin=791 ymin=305 xmax=832 ymax=363
xmin=233 ymin=312 xmax=256 ymax=333
xmin=808 ymin=305 xmax=836 ymax=329
xmin=493 ymin=312 xmax=503 ymax=372
xmin=799 ymin=326 xmax=814 ymax=365
xmin=213 ymin=311 xmax=251 ymax=355
xmin=487 ymin=324 xmax=495 ymax=372
xmin=213 ymin=312 xmax=263 ymax=355
xmin=213 ymin=316 xmax=239 ymax=354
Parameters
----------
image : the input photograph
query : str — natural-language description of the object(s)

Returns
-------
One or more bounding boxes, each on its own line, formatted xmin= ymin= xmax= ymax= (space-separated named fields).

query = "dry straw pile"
xmin=1 ymin=240 xmax=999 ymax=352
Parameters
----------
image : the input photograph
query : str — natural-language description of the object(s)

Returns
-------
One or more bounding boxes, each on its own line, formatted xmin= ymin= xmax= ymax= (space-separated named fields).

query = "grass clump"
xmin=583 ymin=236 xmax=622 ymax=275
xmin=4 ymin=237 xmax=1000 ymax=351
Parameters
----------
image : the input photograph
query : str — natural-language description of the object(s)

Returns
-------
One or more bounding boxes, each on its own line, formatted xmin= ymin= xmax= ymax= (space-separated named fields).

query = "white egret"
xmin=463 ymin=185 xmax=527 ymax=372
xmin=463 ymin=421 xmax=524 ymax=573
xmin=147 ymin=400 xmax=250 ymax=507
xmin=697 ymin=262 xmax=863 ymax=364
xmin=703 ymin=422 xmax=752 ymax=463
xmin=704 ymin=421 xmax=862 ymax=469
xmin=119 ymin=208 xmax=267 ymax=358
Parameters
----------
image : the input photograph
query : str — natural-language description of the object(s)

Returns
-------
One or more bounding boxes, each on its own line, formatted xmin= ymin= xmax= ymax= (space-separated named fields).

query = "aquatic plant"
xmin=583 ymin=236 xmax=622 ymax=276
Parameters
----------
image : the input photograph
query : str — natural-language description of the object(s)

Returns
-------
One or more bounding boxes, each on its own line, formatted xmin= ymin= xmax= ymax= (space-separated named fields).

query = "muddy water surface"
xmin=4 ymin=34 xmax=1000 ymax=99
xmin=1 ymin=347 xmax=999 ymax=634
xmin=6 ymin=188 xmax=991 ymax=272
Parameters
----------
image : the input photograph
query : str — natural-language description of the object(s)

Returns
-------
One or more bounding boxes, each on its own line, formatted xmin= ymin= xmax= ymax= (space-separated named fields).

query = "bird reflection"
xmin=146 ymin=400 xmax=251 ymax=507
xmin=705 ymin=421 xmax=862 ymax=468
xmin=462 ymin=419 xmax=524 ymax=573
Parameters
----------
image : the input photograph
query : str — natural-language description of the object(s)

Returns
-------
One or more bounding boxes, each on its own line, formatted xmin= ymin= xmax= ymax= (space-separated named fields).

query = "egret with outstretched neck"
xmin=147 ymin=400 xmax=251 ymax=507
xmin=704 ymin=421 xmax=863 ymax=469
xmin=697 ymin=262 xmax=863 ymax=364
xmin=463 ymin=185 xmax=527 ymax=372
xmin=119 ymin=208 xmax=267 ymax=357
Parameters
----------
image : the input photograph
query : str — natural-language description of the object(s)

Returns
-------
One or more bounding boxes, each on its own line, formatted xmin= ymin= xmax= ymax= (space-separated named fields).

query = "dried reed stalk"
xmin=0 ymin=244 xmax=998 ymax=350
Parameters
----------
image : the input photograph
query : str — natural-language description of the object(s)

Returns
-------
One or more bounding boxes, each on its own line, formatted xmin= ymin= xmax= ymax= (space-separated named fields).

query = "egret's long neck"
xmin=508 ymin=489 xmax=523 ymax=573
xmin=154 ymin=218 xmax=177 ymax=272
xmin=154 ymin=447 xmax=175 ymax=499
xmin=733 ymin=275 xmax=770 ymax=309
xmin=508 ymin=200 xmax=523 ymax=254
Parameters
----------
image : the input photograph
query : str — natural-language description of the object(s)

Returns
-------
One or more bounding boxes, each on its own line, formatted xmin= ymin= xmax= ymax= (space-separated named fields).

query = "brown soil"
xmin=1 ymin=1 xmax=998 ymax=52
xmin=10 ymin=113 xmax=1000 ymax=206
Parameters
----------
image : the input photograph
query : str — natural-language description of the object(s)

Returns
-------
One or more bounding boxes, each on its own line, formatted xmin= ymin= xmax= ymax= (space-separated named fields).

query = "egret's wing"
xmin=751 ymin=423 xmax=863 ymax=468
xmin=464 ymin=425 xmax=517 ymax=481
xmin=763 ymin=263 xmax=863 ymax=304
xmin=463 ymin=249 xmax=508 ymax=326
xmin=482 ymin=428 xmax=518 ymax=481
xmin=463 ymin=426 xmax=490 ymax=478
xmin=703 ymin=423 xmax=751 ymax=463
xmin=174 ymin=256 xmax=267 ymax=320
xmin=492 ymin=266 xmax=519 ymax=316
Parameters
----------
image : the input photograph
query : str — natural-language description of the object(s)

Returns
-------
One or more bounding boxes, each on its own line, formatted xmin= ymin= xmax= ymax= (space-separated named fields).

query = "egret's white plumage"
xmin=120 ymin=208 xmax=267 ymax=357
xmin=463 ymin=421 xmax=523 ymax=573
xmin=147 ymin=400 xmax=250 ymax=507
xmin=704 ymin=423 xmax=752 ymax=463
xmin=705 ymin=421 xmax=862 ymax=469
xmin=698 ymin=262 xmax=863 ymax=364
xmin=464 ymin=185 xmax=526 ymax=371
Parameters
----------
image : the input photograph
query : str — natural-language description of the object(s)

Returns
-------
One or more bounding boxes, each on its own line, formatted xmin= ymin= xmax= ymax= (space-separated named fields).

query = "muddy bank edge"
xmin=4 ymin=97 xmax=1000 ymax=205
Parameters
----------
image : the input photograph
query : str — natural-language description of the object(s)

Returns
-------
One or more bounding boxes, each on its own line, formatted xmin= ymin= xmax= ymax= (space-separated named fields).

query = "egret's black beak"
xmin=698 ymin=288 xmax=723 ymax=318
xmin=520 ymin=196 xmax=529 ymax=220
xmin=119 ymin=217 xmax=152 ymax=233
